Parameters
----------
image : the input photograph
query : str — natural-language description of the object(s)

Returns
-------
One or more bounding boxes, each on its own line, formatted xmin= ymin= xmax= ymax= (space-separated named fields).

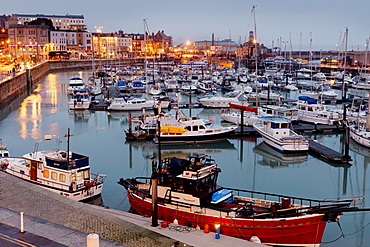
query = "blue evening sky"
xmin=3 ymin=0 xmax=369 ymax=51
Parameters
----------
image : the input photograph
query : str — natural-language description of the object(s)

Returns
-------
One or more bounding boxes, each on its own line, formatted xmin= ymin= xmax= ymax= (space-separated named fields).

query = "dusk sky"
xmin=3 ymin=0 xmax=369 ymax=51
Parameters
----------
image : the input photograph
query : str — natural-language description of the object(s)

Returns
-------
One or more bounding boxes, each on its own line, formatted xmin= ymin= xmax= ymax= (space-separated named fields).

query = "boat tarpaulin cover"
xmin=211 ymin=189 xmax=233 ymax=204
xmin=298 ymin=96 xmax=317 ymax=104
xmin=168 ymin=157 xmax=191 ymax=172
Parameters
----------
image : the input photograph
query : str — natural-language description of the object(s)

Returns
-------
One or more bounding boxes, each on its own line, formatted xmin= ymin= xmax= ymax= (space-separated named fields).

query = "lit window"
xmin=51 ymin=172 xmax=57 ymax=180
xmin=84 ymin=170 xmax=90 ymax=179
xmin=77 ymin=172 xmax=83 ymax=180
xmin=59 ymin=174 xmax=66 ymax=182
xmin=44 ymin=170 xmax=49 ymax=178
xmin=71 ymin=174 xmax=76 ymax=182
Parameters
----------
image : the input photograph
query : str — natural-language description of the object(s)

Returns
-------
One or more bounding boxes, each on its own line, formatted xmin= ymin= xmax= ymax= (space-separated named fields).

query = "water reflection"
xmin=253 ymin=141 xmax=308 ymax=168
xmin=68 ymin=110 xmax=91 ymax=122
xmin=125 ymin=139 xmax=236 ymax=160
xmin=17 ymin=73 xmax=63 ymax=139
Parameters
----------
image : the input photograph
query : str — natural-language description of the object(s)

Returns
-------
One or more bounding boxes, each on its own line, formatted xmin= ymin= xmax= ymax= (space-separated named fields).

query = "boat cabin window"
xmin=43 ymin=170 xmax=49 ymax=178
xmin=193 ymin=126 xmax=198 ymax=131
xmin=159 ymin=172 xmax=218 ymax=195
xmin=71 ymin=174 xmax=76 ymax=182
xmin=199 ymin=125 xmax=206 ymax=130
xmin=77 ymin=172 xmax=83 ymax=181
xmin=271 ymin=122 xmax=289 ymax=129
xmin=185 ymin=126 xmax=191 ymax=131
xmin=84 ymin=170 xmax=90 ymax=179
xmin=51 ymin=172 xmax=57 ymax=180
xmin=59 ymin=174 xmax=66 ymax=182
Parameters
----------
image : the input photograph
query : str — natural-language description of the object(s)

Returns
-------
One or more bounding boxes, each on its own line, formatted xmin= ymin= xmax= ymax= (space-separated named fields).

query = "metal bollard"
xmin=86 ymin=233 xmax=99 ymax=247
xmin=20 ymin=212 xmax=24 ymax=233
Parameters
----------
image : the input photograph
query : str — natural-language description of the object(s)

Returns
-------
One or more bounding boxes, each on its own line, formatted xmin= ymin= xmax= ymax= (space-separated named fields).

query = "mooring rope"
xmin=321 ymin=220 xmax=370 ymax=244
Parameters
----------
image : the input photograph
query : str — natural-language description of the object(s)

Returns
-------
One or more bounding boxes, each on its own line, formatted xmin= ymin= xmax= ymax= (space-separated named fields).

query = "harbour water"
xmin=0 ymin=70 xmax=369 ymax=247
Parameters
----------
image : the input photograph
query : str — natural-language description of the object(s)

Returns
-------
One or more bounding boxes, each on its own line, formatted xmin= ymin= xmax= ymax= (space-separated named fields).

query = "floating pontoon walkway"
xmin=308 ymin=139 xmax=351 ymax=163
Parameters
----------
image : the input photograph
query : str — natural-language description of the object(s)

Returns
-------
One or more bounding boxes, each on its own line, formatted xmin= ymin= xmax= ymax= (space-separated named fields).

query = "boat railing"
xmin=281 ymin=135 xmax=306 ymax=141
xmin=91 ymin=173 xmax=107 ymax=184
xmin=223 ymin=187 xmax=363 ymax=209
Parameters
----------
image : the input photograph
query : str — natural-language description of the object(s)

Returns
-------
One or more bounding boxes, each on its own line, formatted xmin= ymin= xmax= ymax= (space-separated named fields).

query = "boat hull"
xmin=154 ymin=128 xmax=236 ymax=144
xmin=1 ymin=168 xmax=104 ymax=202
xmin=350 ymin=127 xmax=370 ymax=148
xmin=127 ymin=190 xmax=327 ymax=246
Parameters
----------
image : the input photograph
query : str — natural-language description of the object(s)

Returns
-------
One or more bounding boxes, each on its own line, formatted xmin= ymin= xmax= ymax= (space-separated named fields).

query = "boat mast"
xmin=144 ymin=19 xmax=148 ymax=89
xmin=252 ymin=5 xmax=258 ymax=107
xmin=342 ymin=28 xmax=348 ymax=101
xmin=152 ymin=101 xmax=162 ymax=228
xmin=342 ymin=28 xmax=350 ymax=159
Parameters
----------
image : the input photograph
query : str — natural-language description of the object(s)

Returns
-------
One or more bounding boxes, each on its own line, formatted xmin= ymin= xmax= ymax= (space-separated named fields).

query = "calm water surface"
xmin=0 ymin=70 xmax=369 ymax=247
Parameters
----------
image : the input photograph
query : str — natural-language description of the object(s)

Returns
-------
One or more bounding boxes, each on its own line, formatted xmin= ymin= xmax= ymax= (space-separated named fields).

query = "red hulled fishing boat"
xmin=118 ymin=154 xmax=364 ymax=246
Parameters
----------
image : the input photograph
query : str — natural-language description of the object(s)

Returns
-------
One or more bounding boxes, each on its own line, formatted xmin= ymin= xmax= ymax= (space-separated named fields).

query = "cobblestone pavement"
xmin=0 ymin=172 xmax=179 ymax=247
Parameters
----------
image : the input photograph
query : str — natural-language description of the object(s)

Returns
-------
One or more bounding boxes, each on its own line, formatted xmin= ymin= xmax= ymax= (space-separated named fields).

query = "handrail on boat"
xmin=223 ymin=187 xmax=364 ymax=208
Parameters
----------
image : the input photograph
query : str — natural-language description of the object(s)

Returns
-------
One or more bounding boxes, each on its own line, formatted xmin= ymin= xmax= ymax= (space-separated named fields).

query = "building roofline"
xmin=15 ymin=14 xmax=84 ymax=19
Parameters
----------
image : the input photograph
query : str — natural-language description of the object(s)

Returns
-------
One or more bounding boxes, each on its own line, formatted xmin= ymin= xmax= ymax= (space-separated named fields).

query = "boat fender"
xmin=204 ymin=223 xmax=209 ymax=233
xmin=250 ymin=235 xmax=261 ymax=243
xmin=69 ymin=182 xmax=76 ymax=191
xmin=173 ymin=219 xmax=178 ymax=225
xmin=1 ymin=159 xmax=9 ymax=167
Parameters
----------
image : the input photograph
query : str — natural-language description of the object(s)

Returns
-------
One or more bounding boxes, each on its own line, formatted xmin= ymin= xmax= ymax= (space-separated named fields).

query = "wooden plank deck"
xmin=308 ymin=139 xmax=351 ymax=163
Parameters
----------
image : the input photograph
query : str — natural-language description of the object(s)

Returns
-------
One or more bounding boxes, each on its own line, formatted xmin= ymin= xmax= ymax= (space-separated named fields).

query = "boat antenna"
xmin=64 ymin=128 xmax=73 ymax=167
